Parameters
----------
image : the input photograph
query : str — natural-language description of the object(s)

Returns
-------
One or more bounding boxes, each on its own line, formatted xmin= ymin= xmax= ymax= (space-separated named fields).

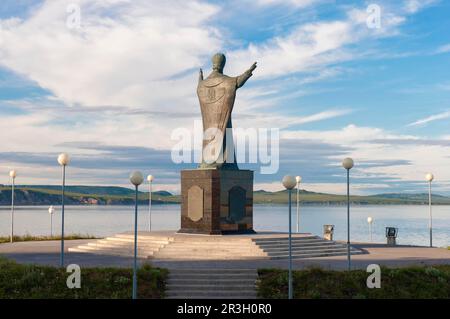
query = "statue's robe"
xmin=197 ymin=69 xmax=253 ymax=169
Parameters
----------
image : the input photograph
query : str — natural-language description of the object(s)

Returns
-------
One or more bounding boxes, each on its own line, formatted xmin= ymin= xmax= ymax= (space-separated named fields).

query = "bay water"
xmin=0 ymin=205 xmax=449 ymax=247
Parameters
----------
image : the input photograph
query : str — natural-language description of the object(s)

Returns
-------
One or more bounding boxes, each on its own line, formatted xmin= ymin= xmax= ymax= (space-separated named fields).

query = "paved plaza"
xmin=1 ymin=238 xmax=449 ymax=270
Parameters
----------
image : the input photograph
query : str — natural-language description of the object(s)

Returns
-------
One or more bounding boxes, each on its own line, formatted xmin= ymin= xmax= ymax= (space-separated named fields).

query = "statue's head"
xmin=212 ymin=53 xmax=226 ymax=73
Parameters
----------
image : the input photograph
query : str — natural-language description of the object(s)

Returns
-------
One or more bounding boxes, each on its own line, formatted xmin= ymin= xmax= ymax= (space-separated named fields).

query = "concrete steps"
xmin=165 ymin=269 xmax=257 ymax=299
xmin=68 ymin=233 xmax=173 ymax=258
xmin=68 ymin=232 xmax=364 ymax=261
xmin=252 ymin=235 xmax=364 ymax=259
xmin=151 ymin=238 xmax=267 ymax=260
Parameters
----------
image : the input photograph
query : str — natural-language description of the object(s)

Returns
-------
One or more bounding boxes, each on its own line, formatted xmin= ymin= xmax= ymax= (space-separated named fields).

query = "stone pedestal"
xmin=179 ymin=169 xmax=254 ymax=235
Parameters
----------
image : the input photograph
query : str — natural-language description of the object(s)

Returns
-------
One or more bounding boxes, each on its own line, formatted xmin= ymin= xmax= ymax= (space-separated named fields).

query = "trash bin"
xmin=385 ymin=227 xmax=398 ymax=246
xmin=323 ymin=225 xmax=334 ymax=241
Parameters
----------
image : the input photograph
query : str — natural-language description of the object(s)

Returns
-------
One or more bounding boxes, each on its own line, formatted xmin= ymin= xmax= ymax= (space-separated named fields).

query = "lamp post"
xmin=426 ymin=173 xmax=434 ymax=248
xmin=58 ymin=153 xmax=70 ymax=267
xmin=342 ymin=157 xmax=354 ymax=271
xmin=147 ymin=175 xmax=154 ymax=232
xmin=367 ymin=216 xmax=373 ymax=242
xmin=295 ymin=176 xmax=302 ymax=233
xmin=9 ymin=170 xmax=17 ymax=243
xmin=282 ymin=175 xmax=296 ymax=300
xmin=130 ymin=171 xmax=144 ymax=300
xmin=49 ymin=206 xmax=55 ymax=237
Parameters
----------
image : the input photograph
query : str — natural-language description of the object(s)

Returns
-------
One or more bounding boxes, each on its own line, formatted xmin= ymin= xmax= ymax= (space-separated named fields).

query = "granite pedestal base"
xmin=179 ymin=169 xmax=254 ymax=235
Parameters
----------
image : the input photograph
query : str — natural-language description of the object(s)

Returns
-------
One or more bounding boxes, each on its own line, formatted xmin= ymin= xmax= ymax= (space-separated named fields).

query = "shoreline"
xmin=2 ymin=202 xmax=450 ymax=208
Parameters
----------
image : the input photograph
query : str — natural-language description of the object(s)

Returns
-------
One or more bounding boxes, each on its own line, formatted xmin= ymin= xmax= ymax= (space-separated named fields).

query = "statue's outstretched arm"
xmin=198 ymin=68 xmax=204 ymax=83
xmin=237 ymin=62 xmax=257 ymax=88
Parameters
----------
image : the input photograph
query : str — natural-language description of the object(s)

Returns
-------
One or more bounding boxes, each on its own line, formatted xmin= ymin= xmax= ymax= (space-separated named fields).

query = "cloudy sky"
xmin=1 ymin=0 xmax=449 ymax=195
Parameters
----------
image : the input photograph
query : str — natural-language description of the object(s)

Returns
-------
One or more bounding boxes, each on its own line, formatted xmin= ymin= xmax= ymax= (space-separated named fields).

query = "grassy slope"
xmin=0 ymin=234 xmax=97 ymax=244
xmin=1 ymin=186 xmax=450 ymax=205
xmin=253 ymin=189 xmax=450 ymax=205
xmin=0 ymin=257 xmax=167 ymax=299
xmin=0 ymin=186 xmax=179 ymax=205
xmin=257 ymin=266 xmax=450 ymax=299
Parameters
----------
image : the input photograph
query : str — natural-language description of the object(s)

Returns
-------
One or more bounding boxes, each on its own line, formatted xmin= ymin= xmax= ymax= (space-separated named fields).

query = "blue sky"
xmin=1 ymin=0 xmax=450 ymax=195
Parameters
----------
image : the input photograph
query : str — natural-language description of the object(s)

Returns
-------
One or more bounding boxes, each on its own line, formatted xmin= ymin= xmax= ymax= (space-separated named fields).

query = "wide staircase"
xmin=252 ymin=235 xmax=363 ymax=259
xmin=151 ymin=237 xmax=267 ymax=260
xmin=68 ymin=232 xmax=173 ymax=258
xmin=165 ymin=269 xmax=258 ymax=299
xmin=68 ymin=232 xmax=364 ymax=260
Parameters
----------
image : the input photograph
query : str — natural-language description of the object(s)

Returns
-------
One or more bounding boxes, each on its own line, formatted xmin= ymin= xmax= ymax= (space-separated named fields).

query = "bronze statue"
xmin=197 ymin=53 xmax=257 ymax=169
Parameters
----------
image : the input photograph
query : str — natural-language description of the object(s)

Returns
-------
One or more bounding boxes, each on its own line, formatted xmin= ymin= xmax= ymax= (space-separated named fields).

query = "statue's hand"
xmin=237 ymin=62 xmax=257 ymax=88
xmin=198 ymin=68 xmax=204 ymax=82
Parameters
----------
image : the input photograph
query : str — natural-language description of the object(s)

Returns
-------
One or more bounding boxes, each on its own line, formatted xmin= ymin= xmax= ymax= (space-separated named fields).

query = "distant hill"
xmin=17 ymin=185 xmax=137 ymax=196
xmin=253 ymin=189 xmax=450 ymax=205
xmin=0 ymin=186 xmax=178 ymax=206
xmin=15 ymin=185 xmax=174 ymax=197
xmin=0 ymin=186 xmax=449 ymax=206
xmin=370 ymin=193 xmax=450 ymax=201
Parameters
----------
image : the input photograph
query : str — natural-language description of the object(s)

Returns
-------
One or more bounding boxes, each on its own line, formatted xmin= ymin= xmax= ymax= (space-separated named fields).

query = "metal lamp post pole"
xmin=49 ymin=206 xmax=54 ymax=237
xmin=133 ymin=184 xmax=139 ymax=299
xmin=296 ymin=182 xmax=300 ymax=233
xmin=60 ymin=164 xmax=66 ymax=267
xmin=10 ymin=172 xmax=16 ymax=243
xmin=130 ymin=171 xmax=143 ymax=300
xmin=288 ymin=188 xmax=293 ymax=299
xmin=282 ymin=175 xmax=296 ymax=300
xmin=425 ymin=173 xmax=434 ymax=248
xmin=50 ymin=212 xmax=53 ymax=237
xmin=428 ymin=180 xmax=432 ymax=248
xmin=295 ymin=176 xmax=301 ymax=233
xmin=148 ymin=180 xmax=152 ymax=232
xmin=342 ymin=157 xmax=353 ymax=271
xmin=367 ymin=217 xmax=373 ymax=242
xmin=57 ymin=153 xmax=70 ymax=268
xmin=346 ymin=168 xmax=351 ymax=271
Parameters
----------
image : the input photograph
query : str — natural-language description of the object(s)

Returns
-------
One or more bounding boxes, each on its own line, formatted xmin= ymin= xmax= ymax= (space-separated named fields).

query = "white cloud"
xmin=408 ymin=111 xmax=450 ymax=127
xmin=255 ymin=0 xmax=320 ymax=8
xmin=227 ymin=20 xmax=355 ymax=78
xmin=281 ymin=124 xmax=410 ymax=144
xmin=281 ymin=124 xmax=450 ymax=187
xmin=293 ymin=109 xmax=352 ymax=125
xmin=0 ymin=0 xmax=221 ymax=109
xmin=233 ymin=109 xmax=351 ymax=130
xmin=435 ymin=43 xmax=450 ymax=54
xmin=0 ymin=0 xmax=429 ymax=110
xmin=0 ymin=0 xmax=446 ymax=193
xmin=403 ymin=0 xmax=437 ymax=14
xmin=225 ymin=2 xmax=416 ymax=80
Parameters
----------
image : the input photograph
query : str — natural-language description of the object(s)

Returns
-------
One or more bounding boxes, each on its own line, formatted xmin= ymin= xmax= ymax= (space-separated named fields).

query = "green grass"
xmin=257 ymin=266 xmax=450 ymax=299
xmin=0 ymin=257 xmax=167 ymax=299
xmin=0 ymin=234 xmax=98 ymax=244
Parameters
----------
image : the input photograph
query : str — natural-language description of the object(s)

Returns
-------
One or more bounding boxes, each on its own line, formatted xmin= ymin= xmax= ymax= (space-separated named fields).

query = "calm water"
xmin=0 ymin=205 xmax=449 ymax=247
